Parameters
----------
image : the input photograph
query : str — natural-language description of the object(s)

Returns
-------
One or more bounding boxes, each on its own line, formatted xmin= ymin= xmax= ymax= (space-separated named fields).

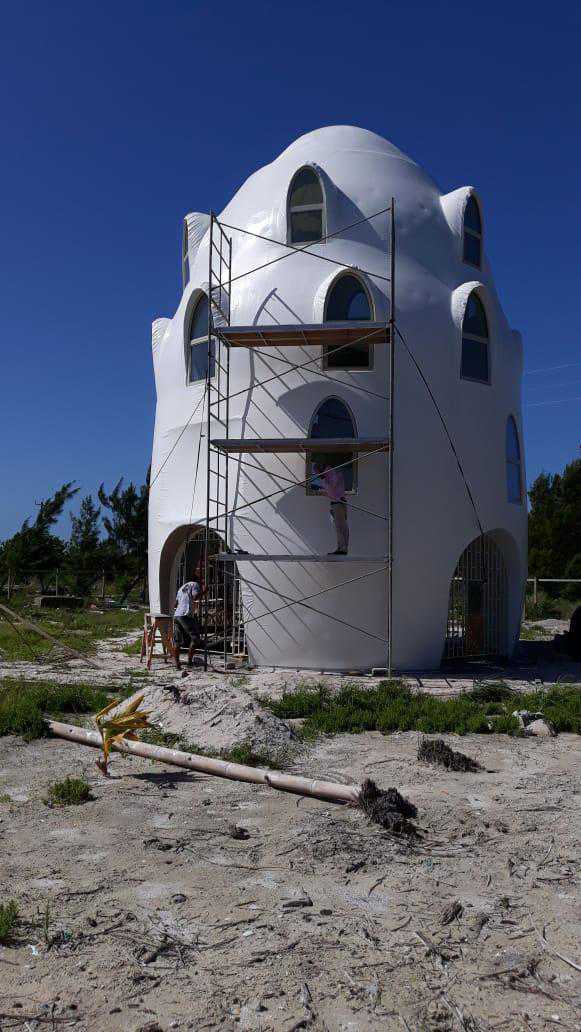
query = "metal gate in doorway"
xmin=445 ymin=534 xmax=508 ymax=659
xmin=175 ymin=528 xmax=245 ymax=659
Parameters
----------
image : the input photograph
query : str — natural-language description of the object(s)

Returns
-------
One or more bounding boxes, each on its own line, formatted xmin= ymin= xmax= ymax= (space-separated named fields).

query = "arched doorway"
xmin=445 ymin=534 xmax=508 ymax=659
xmin=172 ymin=527 xmax=222 ymax=601
xmin=159 ymin=525 xmax=245 ymax=658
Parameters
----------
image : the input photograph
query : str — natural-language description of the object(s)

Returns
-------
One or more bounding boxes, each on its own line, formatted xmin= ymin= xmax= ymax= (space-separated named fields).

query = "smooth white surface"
xmin=148 ymin=125 xmax=526 ymax=670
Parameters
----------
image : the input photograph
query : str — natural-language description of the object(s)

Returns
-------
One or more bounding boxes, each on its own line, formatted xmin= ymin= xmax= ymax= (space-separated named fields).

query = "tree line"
xmin=0 ymin=473 xmax=149 ymax=601
xmin=528 ymin=457 xmax=581 ymax=589
xmin=0 ymin=458 xmax=579 ymax=601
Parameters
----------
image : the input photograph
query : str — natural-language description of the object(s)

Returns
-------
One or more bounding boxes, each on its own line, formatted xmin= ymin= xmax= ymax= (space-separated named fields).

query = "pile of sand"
xmin=118 ymin=676 xmax=295 ymax=754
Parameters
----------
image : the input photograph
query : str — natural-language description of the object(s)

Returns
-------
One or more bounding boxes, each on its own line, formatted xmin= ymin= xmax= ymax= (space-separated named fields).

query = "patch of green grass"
xmin=45 ymin=776 xmax=93 ymax=806
xmin=516 ymin=685 xmax=581 ymax=734
xmin=0 ymin=678 xmax=110 ymax=739
xmin=520 ymin=624 xmax=553 ymax=641
xmin=139 ymin=726 xmax=288 ymax=769
xmin=0 ymin=901 xmax=19 ymax=945
xmin=220 ymin=741 xmax=288 ymax=769
xmin=140 ymin=726 xmax=182 ymax=749
xmin=526 ymin=594 xmax=581 ymax=622
xmin=179 ymin=739 xmax=287 ymax=769
xmin=122 ymin=637 xmax=143 ymax=656
xmin=264 ymin=681 xmax=331 ymax=720
xmin=264 ymin=679 xmax=581 ymax=737
xmin=469 ymin=682 xmax=516 ymax=704
xmin=0 ymin=607 xmax=144 ymax=660
xmin=0 ymin=622 xmax=52 ymax=661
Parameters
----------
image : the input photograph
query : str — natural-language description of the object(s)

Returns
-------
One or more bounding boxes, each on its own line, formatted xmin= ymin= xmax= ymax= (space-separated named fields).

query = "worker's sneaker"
xmin=328 ymin=549 xmax=347 ymax=555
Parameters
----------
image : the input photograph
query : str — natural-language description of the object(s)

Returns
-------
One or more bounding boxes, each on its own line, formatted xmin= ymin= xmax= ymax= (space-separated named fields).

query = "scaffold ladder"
xmin=204 ymin=212 xmax=232 ymax=669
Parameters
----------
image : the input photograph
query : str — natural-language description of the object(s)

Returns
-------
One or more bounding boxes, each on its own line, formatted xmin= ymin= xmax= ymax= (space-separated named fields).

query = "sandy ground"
xmin=0 ymin=619 xmax=579 ymax=697
xmin=0 ymin=627 xmax=580 ymax=1031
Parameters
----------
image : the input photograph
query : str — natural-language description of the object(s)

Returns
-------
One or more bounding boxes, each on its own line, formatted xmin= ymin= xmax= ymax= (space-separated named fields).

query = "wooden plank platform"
xmin=213 ymin=322 xmax=388 ymax=349
xmin=210 ymin=437 xmax=389 ymax=455
xmin=218 ymin=554 xmax=388 ymax=563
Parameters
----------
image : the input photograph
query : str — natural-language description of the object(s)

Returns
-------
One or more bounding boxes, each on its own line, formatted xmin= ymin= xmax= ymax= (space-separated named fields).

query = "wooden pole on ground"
xmin=47 ymin=719 xmax=360 ymax=806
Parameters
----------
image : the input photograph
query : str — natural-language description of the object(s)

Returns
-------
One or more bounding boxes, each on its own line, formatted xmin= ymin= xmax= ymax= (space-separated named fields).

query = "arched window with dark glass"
xmin=324 ymin=274 xmax=372 ymax=369
xmin=307 ymin=397 xmax=357 ymax=494
xmin=506 ymin=416 xmax=522 ymax=504
xmin=288 ymin=167 xmax=325 ymax=244
xmin=187 ymin=293 xmax=215 ymax=383
xmin=463 ymin=194 xmax=482 ymax=267
xmin=460 ymin=292 xmax=489 ymax=383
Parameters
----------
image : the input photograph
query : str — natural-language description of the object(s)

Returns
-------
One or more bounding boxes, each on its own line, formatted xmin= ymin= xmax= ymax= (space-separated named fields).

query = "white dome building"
xmin=148 ymin=125 xmax=527 ymax=672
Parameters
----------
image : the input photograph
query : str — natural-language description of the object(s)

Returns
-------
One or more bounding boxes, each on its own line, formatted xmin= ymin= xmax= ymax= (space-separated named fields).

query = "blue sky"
xmin=1 ymin=0 xmax=579 ymax=539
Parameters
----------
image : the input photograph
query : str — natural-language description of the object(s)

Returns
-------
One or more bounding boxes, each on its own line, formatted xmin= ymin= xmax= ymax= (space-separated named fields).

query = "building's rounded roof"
xmin=274 ymin=124 xmax=416 ymax=166
xmin=217 ymin=124 xmax=439 ymax=261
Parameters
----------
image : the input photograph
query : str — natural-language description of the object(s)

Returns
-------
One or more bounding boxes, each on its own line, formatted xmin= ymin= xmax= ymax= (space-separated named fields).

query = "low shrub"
xmin=0 ymin=901 xmax=19 ymax=945
xmin=265 ymin=680 xmax=580 ymax=737
xmin=526 ymin=593 xmax=581 ymax=622
xmin=526 ymin=598 xmax=558 ymax=621
xmin=46 ymin=776 xmax=93 ymax=806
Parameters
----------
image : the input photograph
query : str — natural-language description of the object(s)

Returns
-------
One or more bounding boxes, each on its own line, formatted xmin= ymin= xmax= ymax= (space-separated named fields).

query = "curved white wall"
xmin=148 ymin=125 xmax=527 ymax=671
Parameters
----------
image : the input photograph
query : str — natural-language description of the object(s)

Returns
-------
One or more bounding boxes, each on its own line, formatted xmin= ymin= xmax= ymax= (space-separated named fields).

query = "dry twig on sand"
xmin=536 ymin=924 xmax=581 ymax=973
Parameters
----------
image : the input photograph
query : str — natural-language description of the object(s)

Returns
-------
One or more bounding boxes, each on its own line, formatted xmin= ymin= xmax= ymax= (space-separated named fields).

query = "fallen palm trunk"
xmin=48 ymin=719 xmax=360 ymax=804
xmin=47 ymin=719 xmax=418 ymax=833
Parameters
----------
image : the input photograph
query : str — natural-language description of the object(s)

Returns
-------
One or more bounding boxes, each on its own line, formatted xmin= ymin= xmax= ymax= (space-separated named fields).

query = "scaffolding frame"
xmin=204 ymin=213 xmax=232 ymax=669
xmin=201 ymin=202 xmax=397 ymax=673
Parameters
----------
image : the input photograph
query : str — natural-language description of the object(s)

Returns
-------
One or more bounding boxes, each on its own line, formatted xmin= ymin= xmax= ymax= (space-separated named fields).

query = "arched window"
xmin=506 ymin=416 xmax=522 ymax=504
xmin=463 ymin=194 xmax=482 ymax=268
xmin=288 ymin=167 xmax=325 ymax=244
xmin=460 ymin=292 xmax=489 ymax=383
xmin=307 ymin=397 xmax=357 ymax=494
xmin=187 ymin=293 xmax=215 ymax=383
xmin=324 ymin=273 xmax=372 ymax=369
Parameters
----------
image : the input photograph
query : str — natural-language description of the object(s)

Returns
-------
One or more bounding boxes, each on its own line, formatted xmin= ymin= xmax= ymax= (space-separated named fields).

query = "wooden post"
xmin=533 ymin=577 xmax=538 ymax=606
xmin=7 ymin=569 xmax=12 ymax=601
xmin=101 ymin=571 xmax=106 ymax=601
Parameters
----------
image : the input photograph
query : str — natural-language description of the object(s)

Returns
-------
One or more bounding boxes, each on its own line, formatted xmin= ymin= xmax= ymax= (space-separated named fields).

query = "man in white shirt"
xmin=173 ymin=579 xmax=201 ymax=669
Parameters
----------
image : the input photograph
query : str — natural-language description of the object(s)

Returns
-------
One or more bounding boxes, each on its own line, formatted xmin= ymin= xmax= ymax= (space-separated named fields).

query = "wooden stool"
xmin=140 ymin=613 xmax=176 ymax=670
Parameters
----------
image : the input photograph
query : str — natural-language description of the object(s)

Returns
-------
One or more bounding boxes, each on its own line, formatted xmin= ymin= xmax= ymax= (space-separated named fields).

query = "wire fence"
xmin=0 ymin=570 xmax=147 ymax=608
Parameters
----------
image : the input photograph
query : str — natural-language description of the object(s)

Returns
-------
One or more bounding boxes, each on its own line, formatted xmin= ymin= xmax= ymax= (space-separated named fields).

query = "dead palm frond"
xmin=94 ymin=694 xmax=152 ymax=774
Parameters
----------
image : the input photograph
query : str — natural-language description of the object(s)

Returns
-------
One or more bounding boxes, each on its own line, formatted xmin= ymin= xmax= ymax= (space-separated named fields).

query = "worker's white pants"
xmin=330 ymin=501 xmax=349 ymax=552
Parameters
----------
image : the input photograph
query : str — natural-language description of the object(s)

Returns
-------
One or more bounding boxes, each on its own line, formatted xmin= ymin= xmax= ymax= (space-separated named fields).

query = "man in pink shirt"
xmin=313 ymin=461 xmax=349 ymax=555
